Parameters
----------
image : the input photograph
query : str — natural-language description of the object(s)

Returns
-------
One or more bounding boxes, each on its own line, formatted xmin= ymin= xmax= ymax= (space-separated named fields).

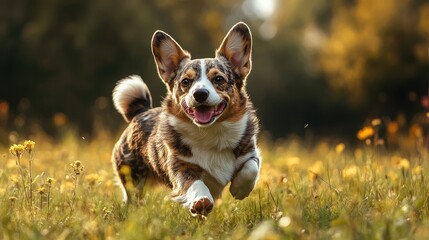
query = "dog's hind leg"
xmin=112 ymin=136 xmax=148 ymax=204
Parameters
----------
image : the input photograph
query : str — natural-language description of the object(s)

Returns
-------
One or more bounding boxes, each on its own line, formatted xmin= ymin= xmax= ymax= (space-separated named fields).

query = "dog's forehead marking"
xmin=181 ymin=58 xmax=228 ymax=77
xmin=204 ymin=58 xmax=228 ymax=74
xmin=207 ymin=68 xmax=224 ymax=80
xmin=183 ymin=68 xmax=197 ymax=79
xmin=194 ymin=59 xmax=214 ymax=90
xmin=179 ymin=60 xmax=201 ymax=80
xmin=204 ymin=58 xmax=235 ymax=85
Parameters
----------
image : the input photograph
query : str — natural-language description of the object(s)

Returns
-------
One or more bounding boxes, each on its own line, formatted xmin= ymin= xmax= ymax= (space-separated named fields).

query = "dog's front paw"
xmin=230 ymin=159 xmax=259 ymax=200
xmin=190 ymin=196 xmax=213 ymax=217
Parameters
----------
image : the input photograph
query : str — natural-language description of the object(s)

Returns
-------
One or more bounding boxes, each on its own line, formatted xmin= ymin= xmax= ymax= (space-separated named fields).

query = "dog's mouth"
xmin=182 ymin=101 xmax=227 ymax=125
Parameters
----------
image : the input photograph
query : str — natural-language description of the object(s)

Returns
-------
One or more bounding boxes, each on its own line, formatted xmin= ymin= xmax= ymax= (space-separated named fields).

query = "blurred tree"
xmin=253 ymin=0 xmax=428 ymax=137
xmin=0 ymin=0 xmax=427 ymax=141
xmin=1 ymin=0 xmax=163 ymax=135
xmin=319 ymin=0 xmax=428 ymax=111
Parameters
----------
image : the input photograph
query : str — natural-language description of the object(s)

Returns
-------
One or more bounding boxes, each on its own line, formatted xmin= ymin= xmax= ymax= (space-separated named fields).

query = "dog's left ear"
xmin=216 ymin=22 xmax=252 ymax=80
xmin=152 ymin=30 xmax=191 ymax=86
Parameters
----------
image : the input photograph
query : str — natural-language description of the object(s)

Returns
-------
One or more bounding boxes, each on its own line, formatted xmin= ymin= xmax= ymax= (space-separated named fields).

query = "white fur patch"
xmin=185 ymin=60 xmax=222 ymax=107
xmin=172 ymin=180 xmax=213 ymax=208
xmin=230 ymin=157 xmax=259 ymax=199
xmin=112 ymin=75 xmax=152 ymax=116
xmin=167 ymin=113 xmax=249 ymax=186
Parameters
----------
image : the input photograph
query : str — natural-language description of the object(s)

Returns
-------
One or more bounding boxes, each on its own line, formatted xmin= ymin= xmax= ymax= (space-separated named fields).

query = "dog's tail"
xmin=113 ymin=75 xmax=152 ymax=123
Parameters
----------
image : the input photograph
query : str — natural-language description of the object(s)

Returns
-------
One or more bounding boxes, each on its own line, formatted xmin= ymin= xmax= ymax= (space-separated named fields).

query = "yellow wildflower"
xmin=388 ymin=172 xmax=398 ymax=182
xmin=335 ymin=143 xmax=346 ymax=154
xmin=23 ymin=140 xmax=35 ymax=153
xmin=412 ymin=166 xmax=422 ymax=175
xmin=38 ymin=187 xmax=46 ymax=194
xmin=409 ymin=124 xmax=423 ymax=138
xmin=387 ymin=122 xmax=399 ymax=135
xmin=342 ymin=165 xmax=358 ymax=179
xmin=365 ymin=139 xmax=371 ymax=145
xmin=85 ymin=173 xmax=101 ymax=186
xmin=125 ymin=179 xmax=135 ymax=191
xmin=53 ymin=112 xmax=68 ymax=127
xmin=308 ymin=160 xmax=323 ymax=181
xmin=70 ymin=160 xmax=84 ymax=176
xmin=9 ymin=144 xmax=25 ymax=157
xmin=398 ymin=158 xmax=410 ymax=170
xmin=119 ymin=165 xmax=131 ymax=175
xmin=47 ymin=177 xmax=55 ymax=184
xmin=357 ymin=126 xmax=375 ymax=140
xmin=286 ymin=157 xmax=300 ymax=168
xmin=9 ymin=175 xmax=20 ymax=183
xmin=371 ymin=118 xmax=381 ymax=126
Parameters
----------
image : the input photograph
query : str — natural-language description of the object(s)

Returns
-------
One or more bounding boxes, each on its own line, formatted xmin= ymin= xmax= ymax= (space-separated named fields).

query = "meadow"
xmin=0 ymin=119 xmax=428 ymax=240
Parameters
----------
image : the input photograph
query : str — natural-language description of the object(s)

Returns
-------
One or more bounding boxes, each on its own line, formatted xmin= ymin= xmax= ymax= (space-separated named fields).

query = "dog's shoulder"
xmin=233 ymin=105 xmax=259 ymax=158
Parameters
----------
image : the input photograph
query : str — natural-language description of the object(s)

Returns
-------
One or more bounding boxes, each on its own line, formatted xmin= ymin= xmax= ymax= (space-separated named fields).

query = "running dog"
xmin=112 ymin=22 xmax=261 ymax=216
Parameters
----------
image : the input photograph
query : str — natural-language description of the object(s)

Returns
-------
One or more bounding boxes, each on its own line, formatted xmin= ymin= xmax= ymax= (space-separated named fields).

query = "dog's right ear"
xmin=216 ymin=22 xmax=252 ymax=81
xmin=152 ymin=31 xmax=191 ymax=86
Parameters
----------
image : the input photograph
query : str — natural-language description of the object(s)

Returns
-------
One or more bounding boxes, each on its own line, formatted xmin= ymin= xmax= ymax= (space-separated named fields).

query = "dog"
xmin=111 ymin=22 xmax=261 ymax=216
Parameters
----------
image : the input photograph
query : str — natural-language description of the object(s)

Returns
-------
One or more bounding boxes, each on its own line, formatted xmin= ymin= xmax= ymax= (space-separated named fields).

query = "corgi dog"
xmin=112 ymin=22 xmax=261 ymax=216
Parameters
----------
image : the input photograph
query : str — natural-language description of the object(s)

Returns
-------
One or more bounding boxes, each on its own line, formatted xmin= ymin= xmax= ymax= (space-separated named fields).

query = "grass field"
xmin=1 ymin=123 xmax=428 ymax=239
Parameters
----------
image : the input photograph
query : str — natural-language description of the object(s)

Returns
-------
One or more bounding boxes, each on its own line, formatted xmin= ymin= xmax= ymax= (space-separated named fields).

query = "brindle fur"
xmin=112 ymin=22 xmax=260 ymax=216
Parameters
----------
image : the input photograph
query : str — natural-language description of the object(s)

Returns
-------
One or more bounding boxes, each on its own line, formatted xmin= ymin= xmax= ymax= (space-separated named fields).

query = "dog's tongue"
xmin=194 ymin=106 xmax=214 ymax=124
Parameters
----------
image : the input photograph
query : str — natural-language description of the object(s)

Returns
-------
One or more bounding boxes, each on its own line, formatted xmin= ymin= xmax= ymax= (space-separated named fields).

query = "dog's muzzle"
xmin=193 ymin=89 xmax=209 ymax=103
xmin=182 ymin=100 xmax=227 ymax=125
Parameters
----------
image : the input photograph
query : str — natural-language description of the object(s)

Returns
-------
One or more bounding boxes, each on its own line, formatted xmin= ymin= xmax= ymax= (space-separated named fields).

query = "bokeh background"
xmin=0 ymin=0 xmax=428 ymax=144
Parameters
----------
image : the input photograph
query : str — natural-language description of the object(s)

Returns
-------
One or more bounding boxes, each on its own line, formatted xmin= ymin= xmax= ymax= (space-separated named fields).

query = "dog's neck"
xmin=166 ymin=112 xmax=249 ymax=151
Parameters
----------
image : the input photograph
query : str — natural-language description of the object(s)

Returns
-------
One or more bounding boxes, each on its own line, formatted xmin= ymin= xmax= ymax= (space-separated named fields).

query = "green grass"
xmin=1 ymin=130 xmax=428 ymax=239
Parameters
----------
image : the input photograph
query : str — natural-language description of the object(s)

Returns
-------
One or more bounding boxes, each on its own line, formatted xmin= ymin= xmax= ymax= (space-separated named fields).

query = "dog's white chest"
xmin=185 ymin=147 xmax=236 ymax=186
xmin=167 ymin=113 xmax=249 ymax=185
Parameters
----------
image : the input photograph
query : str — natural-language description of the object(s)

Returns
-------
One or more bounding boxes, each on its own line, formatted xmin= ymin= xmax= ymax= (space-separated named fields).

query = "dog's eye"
xmin=181 ymin=78 xmax=191 ymax=88
xmin=214 ymin=76 xmax=225 ymax=85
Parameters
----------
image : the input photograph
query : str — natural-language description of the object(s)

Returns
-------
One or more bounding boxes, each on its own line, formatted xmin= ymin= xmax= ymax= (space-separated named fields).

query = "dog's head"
xmin=152 ymin=22 xmax=252 ymax=127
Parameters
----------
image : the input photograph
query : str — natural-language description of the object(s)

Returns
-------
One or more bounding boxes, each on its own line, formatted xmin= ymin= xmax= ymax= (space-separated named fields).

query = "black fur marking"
xmin=149 ymin=139 xmax=172 ymax=187
xmin=185 ymin=61 xmax=202 ymax=80
xmin=172 ymin=60 xmax=202 ymax=95
xmin=214 ymin=56 xmax=244 ymax=89
xmin=160 ymin=121 xmax=193 ymax=157
xmin=152 ymin=32 xmax=168 ymax=48
xmin=204 ymin=59 xmax=237 ymax=92
xmin=233 ymin=111 xmax=259 ymax=160
xmin=168 ymin=59 xmax=191 ymax=90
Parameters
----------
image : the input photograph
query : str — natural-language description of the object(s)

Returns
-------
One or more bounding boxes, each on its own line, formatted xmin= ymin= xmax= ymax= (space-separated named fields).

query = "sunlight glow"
xmin=242 ymin=0 xmax=277 ymax=20
xmin=252 ymin=0 xmax=277 ymax=19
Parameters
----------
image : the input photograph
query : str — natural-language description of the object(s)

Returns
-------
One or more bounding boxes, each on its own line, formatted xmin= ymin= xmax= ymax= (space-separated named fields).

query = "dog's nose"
xmin=193 ymin=89 xmax=209 ymax=103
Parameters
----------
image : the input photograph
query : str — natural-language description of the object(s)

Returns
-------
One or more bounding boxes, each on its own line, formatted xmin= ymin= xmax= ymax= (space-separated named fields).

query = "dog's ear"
xmin=152 ymin=31 xmax=191 ymax=85
xmin=216 ymin=22 xmax=252 ymax=80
